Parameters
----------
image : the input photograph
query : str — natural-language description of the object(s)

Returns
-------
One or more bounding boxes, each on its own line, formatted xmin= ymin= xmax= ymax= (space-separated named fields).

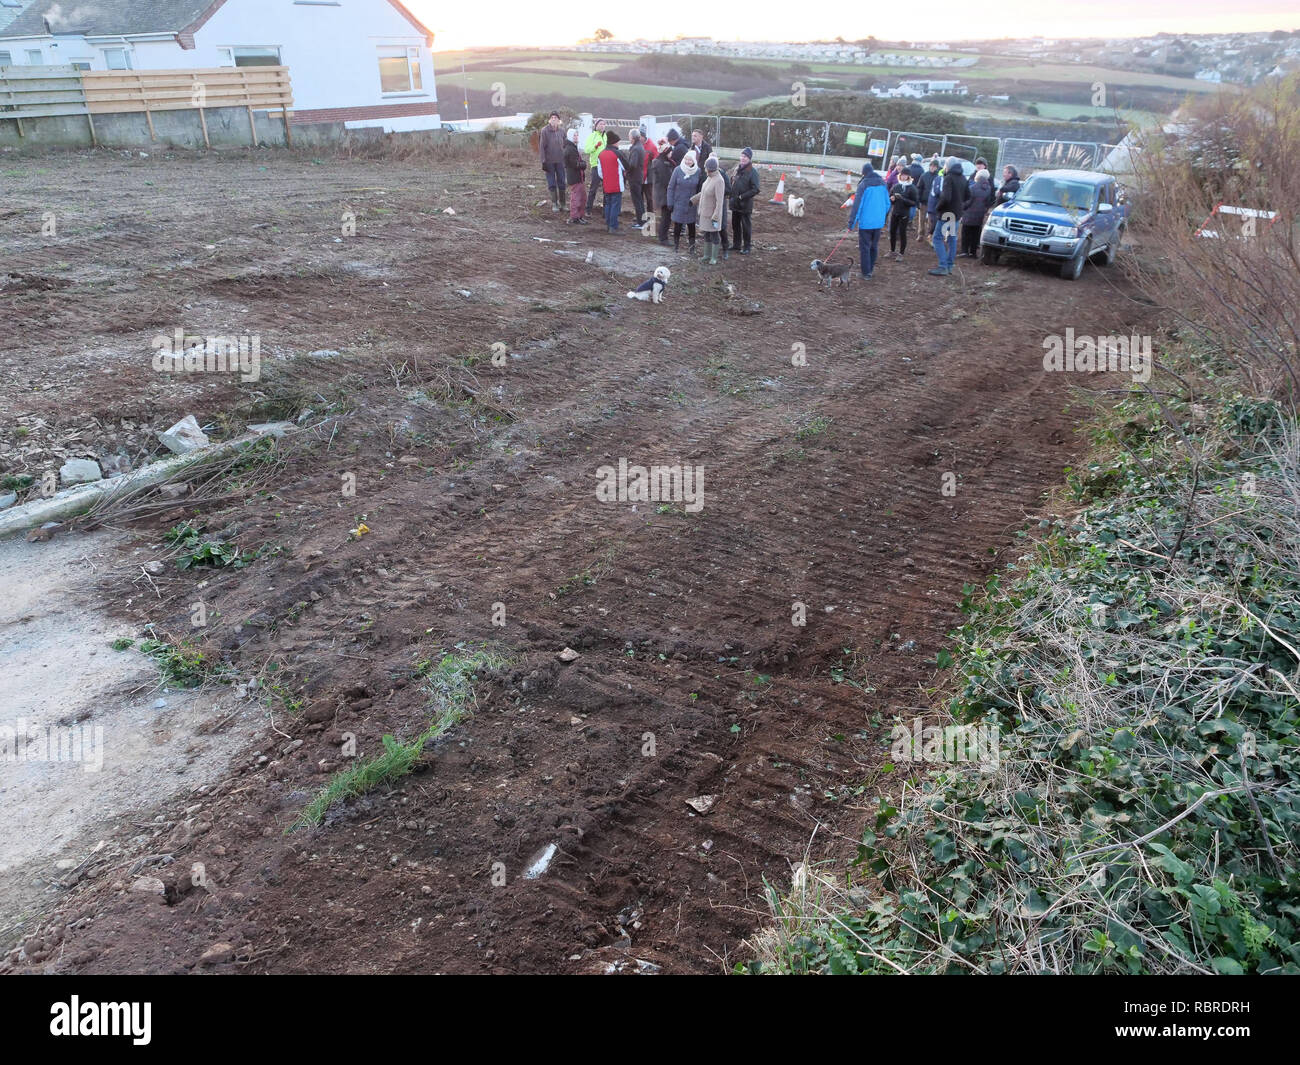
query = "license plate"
xmin=1008 ymin=234 xmax=1042 ymax=247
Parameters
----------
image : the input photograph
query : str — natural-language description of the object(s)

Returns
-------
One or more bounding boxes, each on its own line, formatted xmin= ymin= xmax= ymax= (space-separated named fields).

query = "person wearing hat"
xmin=538 ymin=111 xmax=567 ymax=212
xmin=596 ymin=131 xmax=628 ymax=233
xmin=691 ymin=156 xmax=726 ymax=265
xmin=847 ymin=161 xmax=889 ymax=279
xmin=666 ymin=149 xmax=700 ymax=253
xmin=729 ymin=147 xmax=760 ymax=255
xmin=665 ymin=127 xmax=688 ymax=167
xmin=929 ymin=156 xmax=969 ymax=276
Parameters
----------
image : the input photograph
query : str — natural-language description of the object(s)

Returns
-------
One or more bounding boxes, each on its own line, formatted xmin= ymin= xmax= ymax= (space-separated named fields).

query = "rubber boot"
xmin=673 ymin=233 xmax=681 ymax=252
xmin=550 ymin=188 xmax=559 ymax=213
xmin=559 ymin=187 xmax=568 ymax=210
xmin=709 ymin=243 xmax=719 ymax=265
xmin=689 ymin=240 xmax=697 ymax=256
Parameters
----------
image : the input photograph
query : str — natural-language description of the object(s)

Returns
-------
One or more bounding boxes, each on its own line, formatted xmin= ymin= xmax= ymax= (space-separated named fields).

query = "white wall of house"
xmin=1 ymin=0 xmax=439 ymax=130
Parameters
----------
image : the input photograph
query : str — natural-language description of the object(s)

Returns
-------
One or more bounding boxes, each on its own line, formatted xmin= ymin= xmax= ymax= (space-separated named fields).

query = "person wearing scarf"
xmin=847 ymin=162 xmax=890 ymax=279
xmin=666 ymin=150 xmax=701 ymax=254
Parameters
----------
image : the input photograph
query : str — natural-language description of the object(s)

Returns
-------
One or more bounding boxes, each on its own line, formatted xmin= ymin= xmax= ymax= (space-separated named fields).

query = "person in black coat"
xmin=689 ymin=129 xmax=713 ymax=168
xmin=650 ymin=143 xmax=675 ymax=245
xmin=665 ymin=128 xmax=688 ymax=166
xmin=888 ymin=172 xmax=920 ymax=258
xmin=729 ymin=147 xmax=760 ymax=254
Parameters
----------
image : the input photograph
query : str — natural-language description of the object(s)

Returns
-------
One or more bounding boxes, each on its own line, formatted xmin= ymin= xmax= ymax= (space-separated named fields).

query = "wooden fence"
xmin=0 ymin=65 xmax=293 ymax=146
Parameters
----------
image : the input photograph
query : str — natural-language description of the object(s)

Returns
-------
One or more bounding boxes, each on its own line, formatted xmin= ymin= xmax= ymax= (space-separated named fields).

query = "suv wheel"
xmin=981 ymin=245 xmax=1000 ymax=266
xmin=1101 ymin=229 xmax=1122 ymax=266
xmin=1061 ymin=239 xmax=1090 ymax=281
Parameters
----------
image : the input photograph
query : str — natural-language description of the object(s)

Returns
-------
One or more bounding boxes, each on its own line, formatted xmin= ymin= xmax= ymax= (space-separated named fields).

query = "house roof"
xmin=4 ymin=0 xmax=215 ymax=36
xmin=3 ymin=0 xmax=434 ymax=41
xmin=0 ymin=1 xmax=37 ymax=35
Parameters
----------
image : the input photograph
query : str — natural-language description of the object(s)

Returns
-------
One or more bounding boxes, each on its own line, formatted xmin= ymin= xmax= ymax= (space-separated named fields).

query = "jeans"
xmin=603 ymin=191 xmax=622 ymax=230
xmin=932 ymin=226 xmax=957 ymax=270
xmin=858 ymin=227 xmax=881 ymax=277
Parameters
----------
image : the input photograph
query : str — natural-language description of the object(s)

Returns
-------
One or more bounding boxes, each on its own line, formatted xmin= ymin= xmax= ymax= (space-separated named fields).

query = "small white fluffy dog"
xmin=787 ymin=195 xmax=805 ymax=218
xmin=627 ymin=266 xmax=671 ymax=304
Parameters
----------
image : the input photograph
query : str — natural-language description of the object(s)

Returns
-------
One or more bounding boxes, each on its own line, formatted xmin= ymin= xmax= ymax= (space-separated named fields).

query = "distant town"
xmin=572 ymin=30 xmax=1300 ymax=86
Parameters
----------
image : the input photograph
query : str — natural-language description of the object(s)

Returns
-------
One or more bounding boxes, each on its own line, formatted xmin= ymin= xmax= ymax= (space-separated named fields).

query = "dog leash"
xmin=823 ymin=233 xmax=850 ymax=264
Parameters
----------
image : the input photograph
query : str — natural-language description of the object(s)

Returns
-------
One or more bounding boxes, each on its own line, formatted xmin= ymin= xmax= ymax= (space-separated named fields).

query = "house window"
xmin=26 ymin=49 xmax=43 ymax=64
xmin=0 ymin=52 xmax=11 ymax=68
xmin=378 ymin=47 xmax=422 ymax=94
xmin=71 ymin=61 xmax=92 ymax=71
xmin=232 ymin=46 xmax=282 ymax=67
xmin=102 ymin=48 xmax=132 ymax=70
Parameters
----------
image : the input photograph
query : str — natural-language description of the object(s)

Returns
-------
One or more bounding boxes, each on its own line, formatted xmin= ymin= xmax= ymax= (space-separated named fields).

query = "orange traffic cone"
xmin=819 ymin=169 xmax=825 ymax=185
xmin=841 ymin=194 xmax=855 ymax=209
xmin=844 ymin=171 xmax=853 ymax=192
xmin=769 ymin=173 xmax=787 ymax=204
xmin=795 ymin=166 xmax=802 ymax=180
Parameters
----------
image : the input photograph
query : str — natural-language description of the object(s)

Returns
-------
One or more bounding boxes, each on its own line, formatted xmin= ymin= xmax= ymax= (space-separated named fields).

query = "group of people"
xmin=848 ymin=151 xmax=1021 ymax=278
xmin=537 ymin=114 xmax=762 ymax=262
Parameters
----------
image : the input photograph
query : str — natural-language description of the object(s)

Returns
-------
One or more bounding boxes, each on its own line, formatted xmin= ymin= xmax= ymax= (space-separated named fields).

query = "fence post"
xmin=765 ymin=120 xmax=771 ymax=153
xmin=940 ymin=135 xmax=947 ymax=158
xmin=822 ymin=122 xmax=829 ymax=160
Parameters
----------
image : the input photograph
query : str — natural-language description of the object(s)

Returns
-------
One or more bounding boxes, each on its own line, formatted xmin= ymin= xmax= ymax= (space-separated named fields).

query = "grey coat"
xmin=666 ymin=165 xmax=700 ymax=224
xmin=538 ymin=125 xmax=565 ymax=167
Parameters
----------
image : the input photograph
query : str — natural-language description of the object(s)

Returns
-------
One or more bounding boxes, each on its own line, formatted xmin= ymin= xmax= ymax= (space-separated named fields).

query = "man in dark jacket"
xmin=666 ymin=128 xmax=688 ymax=166
xmin=641 ymin=126 xmax=659 ymax=211
xmin=627 ymin=130 xmax=647 ymax=228
xmin=689 ymin=129 xmax=712 ymax=168
xmin=729 ymin=147 xmax=760 ymax=254
xmin=996 ymin=165 xmax=1021 ymax=206
xmin=538 ymin=112 xmax=567 ymax=212
xmin=929 ymin=157 xmax=969 ymax=276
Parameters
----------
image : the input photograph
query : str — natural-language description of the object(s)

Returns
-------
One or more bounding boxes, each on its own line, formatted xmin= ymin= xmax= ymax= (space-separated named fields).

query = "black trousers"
xmin=961 ymin=223 xmax=981 ymax=256
xmin=629 ymin=181 xmax=645 ymax=223
xmin=889 ymin=212 xmax=910 ymax=254
xmin=732 ymin=210 xmax=752 ymax=249
xmin=672 ymin=221 xmax=697 ymax=246
xmin=587 ymin=167 xmax=602 ymax=213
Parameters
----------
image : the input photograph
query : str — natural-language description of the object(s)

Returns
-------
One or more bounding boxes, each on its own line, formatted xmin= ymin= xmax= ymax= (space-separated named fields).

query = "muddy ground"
xmin=0 ymin=145 xmax=1150 ymax=973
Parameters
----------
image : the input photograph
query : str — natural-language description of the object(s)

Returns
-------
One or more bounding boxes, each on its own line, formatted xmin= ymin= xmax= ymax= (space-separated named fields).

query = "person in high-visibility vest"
xmin=583 ymin=119 xmax=608 ymax=218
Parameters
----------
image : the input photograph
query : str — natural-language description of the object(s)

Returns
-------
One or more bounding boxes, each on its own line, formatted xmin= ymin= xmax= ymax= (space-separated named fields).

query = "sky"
xmin=410 ymin=1 xmax=1300 ymax=51
xmin=408 ymin=1 xmax=1300 ymax=51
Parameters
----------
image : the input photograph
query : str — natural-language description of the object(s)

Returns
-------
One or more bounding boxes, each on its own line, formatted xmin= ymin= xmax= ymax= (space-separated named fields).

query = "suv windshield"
xmin=1016 ymin=175 xmax=1096 ymax=211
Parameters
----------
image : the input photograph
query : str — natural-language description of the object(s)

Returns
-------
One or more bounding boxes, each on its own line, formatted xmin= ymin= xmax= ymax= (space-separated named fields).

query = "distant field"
xmin=430 ymin=48 xmax=1215 ymax=117
xmin=439 ymin=69 xmax=733 ymax=105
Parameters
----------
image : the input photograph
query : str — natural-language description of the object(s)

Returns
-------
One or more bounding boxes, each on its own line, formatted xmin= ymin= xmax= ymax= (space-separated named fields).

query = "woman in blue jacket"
xmin=847 ymin=162 xmax=890 ymax=279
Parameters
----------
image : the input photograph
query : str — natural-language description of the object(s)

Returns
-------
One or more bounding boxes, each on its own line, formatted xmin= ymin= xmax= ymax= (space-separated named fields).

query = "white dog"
xmin=627 ymin=266 xmax=671 ymax=304
xmin=787 ymin=195 xmax=805 ymax=218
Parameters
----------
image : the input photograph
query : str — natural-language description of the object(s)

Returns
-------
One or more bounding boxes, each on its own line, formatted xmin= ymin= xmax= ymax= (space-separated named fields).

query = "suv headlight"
xmin=1053 ymin=223 xmax=1080 ymax=238
xmin=986 ymin=215 xmax=1006 ymax=230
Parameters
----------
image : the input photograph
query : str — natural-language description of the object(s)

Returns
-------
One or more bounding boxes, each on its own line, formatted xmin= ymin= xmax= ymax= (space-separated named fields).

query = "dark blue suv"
xmin=980 ymin=169 xmax=1127 ymax=281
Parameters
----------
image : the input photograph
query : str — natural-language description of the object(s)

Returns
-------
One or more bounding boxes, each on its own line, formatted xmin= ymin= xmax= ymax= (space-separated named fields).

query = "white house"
xmin=0 ymin=0 xmax=440 ymax=132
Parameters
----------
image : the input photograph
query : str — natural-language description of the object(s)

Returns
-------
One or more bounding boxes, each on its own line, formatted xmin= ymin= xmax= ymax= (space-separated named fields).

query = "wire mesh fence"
xmin=647 ymin=117 xmax=1126 ymax=182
